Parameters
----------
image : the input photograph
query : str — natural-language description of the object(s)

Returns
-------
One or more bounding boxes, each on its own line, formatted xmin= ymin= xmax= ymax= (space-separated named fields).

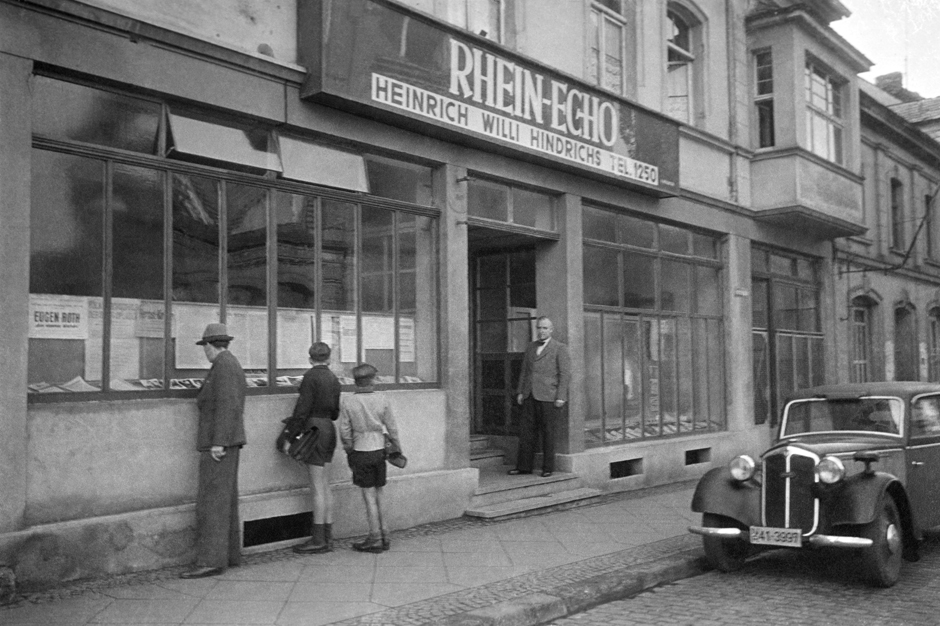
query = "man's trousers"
xmin=517 ymin=396 xmax=560 ymax=473
xmin=194 ymin=447 xmax=241 ymax=569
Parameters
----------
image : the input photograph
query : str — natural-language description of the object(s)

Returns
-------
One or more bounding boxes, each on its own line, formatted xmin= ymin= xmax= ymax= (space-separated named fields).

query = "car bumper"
xmin=688 ymin=525 xmax=873 ymax=548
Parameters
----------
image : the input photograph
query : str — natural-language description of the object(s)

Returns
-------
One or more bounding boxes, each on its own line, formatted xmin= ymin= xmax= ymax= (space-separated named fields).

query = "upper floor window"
xmin=805 ymin=60 xmax=844 ymax=165
xmin=589 ymin=1 xmax=626 ymax=95
xmin=926 ymin=193 xmax=936 ymax=260
xmin=890 ymin=177 xmax=905 ymax=250
xmin=666 ymin=7 xmax=698 ymax=124
xmin=448 ymin=0 xmax=510 ymax=44
xmin=754 ymin=49 xmax=775 ymax=148
xmin=850 ymin=295 xmax=876 ymax=382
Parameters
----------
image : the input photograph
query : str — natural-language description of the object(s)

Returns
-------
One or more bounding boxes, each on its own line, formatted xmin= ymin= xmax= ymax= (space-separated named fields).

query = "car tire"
xmin=702 ymin=513 xmax=749 ymax=572
xmin=859 ymin=495 xmax=903 ymax=587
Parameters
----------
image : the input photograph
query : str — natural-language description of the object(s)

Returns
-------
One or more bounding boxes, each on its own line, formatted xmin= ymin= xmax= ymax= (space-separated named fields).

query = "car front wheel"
xmin=702 ymin=513 xmax=749 ymax=572
xmin=860 ymin=495 xmax=903 ymax=587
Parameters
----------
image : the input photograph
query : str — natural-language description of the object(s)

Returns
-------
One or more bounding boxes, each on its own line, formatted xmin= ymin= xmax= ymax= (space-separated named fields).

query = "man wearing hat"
xmin=181 ymin=323 xmax=247 ymax=579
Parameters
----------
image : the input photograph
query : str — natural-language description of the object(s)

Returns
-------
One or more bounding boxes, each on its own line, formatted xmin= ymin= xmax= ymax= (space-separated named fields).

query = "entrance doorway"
xmin=471 ymin=249 xmax=536 ymax=436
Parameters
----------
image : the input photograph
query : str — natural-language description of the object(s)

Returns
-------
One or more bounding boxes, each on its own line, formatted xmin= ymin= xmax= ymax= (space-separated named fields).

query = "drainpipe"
xmin=727 ymin=0 xmax=740 ymax=204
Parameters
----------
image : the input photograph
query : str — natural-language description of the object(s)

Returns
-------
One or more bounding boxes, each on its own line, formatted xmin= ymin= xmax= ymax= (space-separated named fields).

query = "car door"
xmin=905 ymin=394 xmax=940 ymax=531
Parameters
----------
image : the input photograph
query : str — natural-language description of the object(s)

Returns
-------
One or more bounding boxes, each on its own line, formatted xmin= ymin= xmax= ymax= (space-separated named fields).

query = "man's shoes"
xmin=541 ymin=471 xmax=553 ymax=478
xmin=353 ymin=536 xmax=385 ymax=553
xmin=293 ymin=539 xmax=331 ymax=554
xmin=180 ymin=566 xmax=224 ymax=579
xmin=507 ymin=469 xmax=531 ymax=475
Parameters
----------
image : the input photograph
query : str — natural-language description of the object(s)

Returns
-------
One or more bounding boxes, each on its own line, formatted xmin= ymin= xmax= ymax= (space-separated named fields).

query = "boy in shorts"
xmin=338 ymin=363 xmax=400 ymax=552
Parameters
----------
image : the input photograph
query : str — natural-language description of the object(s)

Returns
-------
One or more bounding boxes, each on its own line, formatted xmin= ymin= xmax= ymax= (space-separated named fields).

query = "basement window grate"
xmin=243 ymin=511 xmax=311 ymax=548
xmin=685 ymin=448 xmax=711 ymax=465
xmin=610 ymin=458 xmax=643 ymax=479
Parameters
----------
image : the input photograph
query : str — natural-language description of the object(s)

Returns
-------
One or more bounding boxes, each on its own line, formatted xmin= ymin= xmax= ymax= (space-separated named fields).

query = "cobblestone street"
xmin=550 ymin=537 xmax=940 ymax=626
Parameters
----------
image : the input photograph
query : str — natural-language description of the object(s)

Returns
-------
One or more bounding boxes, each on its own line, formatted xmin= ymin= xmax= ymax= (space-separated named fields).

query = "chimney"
xmin=876 ymin=72 xmax=922 ymax=103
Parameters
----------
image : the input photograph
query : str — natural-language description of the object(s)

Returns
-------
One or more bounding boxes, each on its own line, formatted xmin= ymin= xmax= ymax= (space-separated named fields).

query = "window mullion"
xmin=102 ymin=160 xmax=114 ymax=391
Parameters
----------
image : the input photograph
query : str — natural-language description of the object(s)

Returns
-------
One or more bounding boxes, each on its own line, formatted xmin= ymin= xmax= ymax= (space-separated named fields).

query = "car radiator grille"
xmin=762 ymin=448 xmax=818 ymax=533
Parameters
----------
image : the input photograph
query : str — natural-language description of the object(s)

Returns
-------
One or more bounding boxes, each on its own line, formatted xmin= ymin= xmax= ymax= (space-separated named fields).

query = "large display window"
xmin=28 ymin=75 xmax=439 ymax=397
xmin=581 ymin=205 xmax=725 ymax=445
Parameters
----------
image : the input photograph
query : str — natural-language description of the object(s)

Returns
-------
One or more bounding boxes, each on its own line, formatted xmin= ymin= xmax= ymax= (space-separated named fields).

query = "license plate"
xmin=750 ymin=526 xmax=802 ymax=548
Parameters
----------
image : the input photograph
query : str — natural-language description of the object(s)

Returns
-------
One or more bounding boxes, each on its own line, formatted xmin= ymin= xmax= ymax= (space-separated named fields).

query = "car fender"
xmin=691 ymin=466 xmax=762 ymax=528
xmin=826 ymin=472 xmax=908 ymax=527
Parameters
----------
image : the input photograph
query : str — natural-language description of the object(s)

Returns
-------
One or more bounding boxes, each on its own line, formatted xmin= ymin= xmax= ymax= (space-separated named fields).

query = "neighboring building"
xmin=2 ymin=0 xmax=935 ymax=588
xmin=832 ymin=77 xmax=940 ymax=386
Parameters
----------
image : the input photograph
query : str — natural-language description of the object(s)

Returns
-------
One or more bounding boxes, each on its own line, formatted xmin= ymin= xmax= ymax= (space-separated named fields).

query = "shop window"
xmin=27 ymin=77 xmax=439 ymax=398
xmin=666 ymin=5 xmax=701 ymax=125
xmin=890 ymin=177 xmax=905 ymax=250
xmin=805 ymin=59 xmax=844 ymax=165
xmin=589 ymin=1 xmax=626 ymax=95
xmin=754 ymin=49 xmax=774 ymax=148
xmin=752 ymin=247 xmax=823 ymax=426
xmin=467 ymin=178 xmax=555 ymax=230
xmin=582 ymin=206 xmax=724 ymax=445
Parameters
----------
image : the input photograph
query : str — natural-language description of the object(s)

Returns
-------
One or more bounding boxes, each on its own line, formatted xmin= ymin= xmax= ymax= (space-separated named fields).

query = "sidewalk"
xmin=0 ymin=481 xmax=706 ymax=626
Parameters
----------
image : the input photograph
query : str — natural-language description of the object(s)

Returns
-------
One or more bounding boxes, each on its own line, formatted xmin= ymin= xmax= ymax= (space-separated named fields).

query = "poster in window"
xmin=85 ymin=298 xmax=141 ymax=382
xmin=174 ymin=302 xmax=218 ymax=370
xmin=320 ymin=314 xmax=342 ymax=358
xmin=28 ymin=294 xmax=89 ymax=339
xmin=364 ymin=315 xmax=395 ymax=350
xmin=137 ymin=301 xmax=168 ymax=338
xmin=340 ymin=315 xmax=358 ymax=362
xmin=227 ymin=306 xmax=269 ymax=370
xmin=278 ymin=308 xmax=315 ymax=369
xmin=399 ymin=317 xmax=415 ymax=362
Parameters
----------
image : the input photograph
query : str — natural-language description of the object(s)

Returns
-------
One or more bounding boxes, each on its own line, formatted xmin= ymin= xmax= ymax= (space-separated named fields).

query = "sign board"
xmin=299 ymin=0 xmax=679 ymax=195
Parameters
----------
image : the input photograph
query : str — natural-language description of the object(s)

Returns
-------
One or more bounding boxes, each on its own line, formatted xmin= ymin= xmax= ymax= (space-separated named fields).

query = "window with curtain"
xmin=28 ymin=75 xmax=439 ymax=397
xmin=447 ymin=0 xmax=512 ymax=45
xmin=582 ymin=205 xmax=725 ymax=446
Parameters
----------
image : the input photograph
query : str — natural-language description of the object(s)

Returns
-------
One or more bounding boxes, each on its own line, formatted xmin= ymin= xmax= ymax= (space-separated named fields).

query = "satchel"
xmin=287 ymin=427 xmax=320 ymax=462
xmin=384 ymin=432 xmax=407 ymax=469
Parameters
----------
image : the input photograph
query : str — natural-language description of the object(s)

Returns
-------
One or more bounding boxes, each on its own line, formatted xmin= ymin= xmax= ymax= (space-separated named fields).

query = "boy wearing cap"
xmin=338 ymin=363 xmax=401 ymax=553
xmin=285 ymin=342 xmax=341 ymax=554
xmin=181 ymin=323 xmax=247 ymax=579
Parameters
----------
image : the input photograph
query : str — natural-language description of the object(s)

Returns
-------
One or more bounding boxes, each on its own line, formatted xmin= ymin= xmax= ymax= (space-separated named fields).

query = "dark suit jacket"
xmin=291 ymin=365 xmax=341 ymax=423
xmin=196 ymin=350 xmax=247 ymax=450
xmin=516 ymin=338 xmax=571 ymax=403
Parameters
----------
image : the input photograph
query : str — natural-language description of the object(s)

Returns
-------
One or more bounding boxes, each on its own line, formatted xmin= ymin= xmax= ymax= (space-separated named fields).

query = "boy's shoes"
xmin=293 ymin=540 xmax=330 ymax=554
xmin=507 ymin=469 xmax=531 ymax=475
xmin=353 ymin=536 xmax=385 ymax=553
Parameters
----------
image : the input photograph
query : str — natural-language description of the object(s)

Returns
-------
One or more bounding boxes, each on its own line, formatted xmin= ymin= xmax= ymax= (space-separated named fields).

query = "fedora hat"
xmin=196 ymin=323 xmax=234 ymax=345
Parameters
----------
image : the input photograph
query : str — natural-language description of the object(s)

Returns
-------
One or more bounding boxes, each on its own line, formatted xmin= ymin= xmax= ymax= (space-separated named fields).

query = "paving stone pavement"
xmin=0 ymin=481 xmax=705 ymax=626
xmin=547 ymin=527 xmax=940 ymax=626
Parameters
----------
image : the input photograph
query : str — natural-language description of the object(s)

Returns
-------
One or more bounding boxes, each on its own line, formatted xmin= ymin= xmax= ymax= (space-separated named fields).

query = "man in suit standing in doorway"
xmin=509 ymin=316 xmax=571 ymax=478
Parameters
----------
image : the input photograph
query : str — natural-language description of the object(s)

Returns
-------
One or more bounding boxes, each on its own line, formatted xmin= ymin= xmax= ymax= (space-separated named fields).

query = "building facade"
xmin=3 ymin=0 xmax=936 ymax=588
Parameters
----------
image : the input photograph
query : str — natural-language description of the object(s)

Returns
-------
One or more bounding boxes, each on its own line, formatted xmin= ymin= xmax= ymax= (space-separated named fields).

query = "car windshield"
xmin=781 ymin=396 xmax=903 ymax=437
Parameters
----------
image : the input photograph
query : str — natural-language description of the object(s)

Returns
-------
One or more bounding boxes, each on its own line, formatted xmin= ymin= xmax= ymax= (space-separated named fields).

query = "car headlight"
xmin=728 ymin=455 xmax=756 ymax=481
xmin=816 ymin=456 xmax=845 ymax=485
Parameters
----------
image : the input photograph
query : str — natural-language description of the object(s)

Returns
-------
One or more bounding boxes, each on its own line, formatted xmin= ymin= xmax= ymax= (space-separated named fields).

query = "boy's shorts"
xmin=348 ymin=449 xmax=387 ymax=488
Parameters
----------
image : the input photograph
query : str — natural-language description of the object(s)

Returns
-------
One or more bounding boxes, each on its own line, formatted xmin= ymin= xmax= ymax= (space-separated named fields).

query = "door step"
xmin=465 ymin=486 xmax=602 ymax=519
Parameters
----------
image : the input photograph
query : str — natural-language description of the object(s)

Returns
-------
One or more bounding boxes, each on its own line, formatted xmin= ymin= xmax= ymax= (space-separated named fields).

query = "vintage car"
xmin=689 ymin=382 xmax=940 ymax=587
